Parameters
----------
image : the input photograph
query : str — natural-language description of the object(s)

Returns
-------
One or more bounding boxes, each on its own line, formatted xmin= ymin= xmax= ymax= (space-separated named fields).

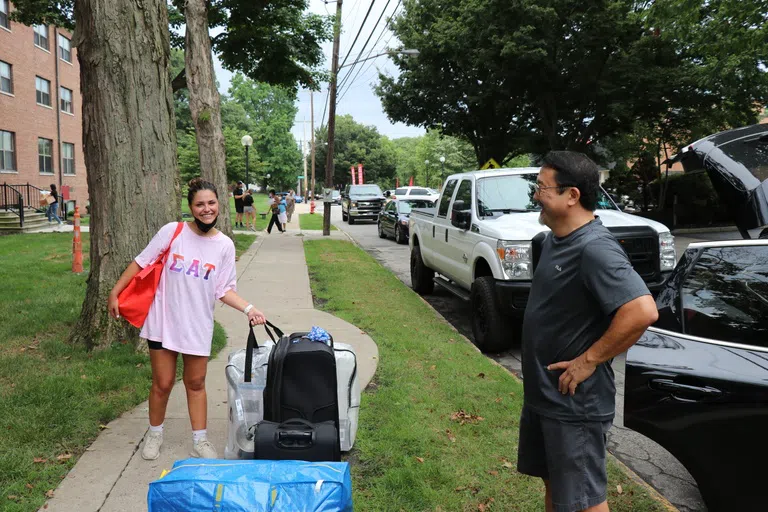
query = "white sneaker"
xmin=142 ymin=430 xmax=163 ymax=460
xmin=191 ymin=438 xmax=218 ymax=459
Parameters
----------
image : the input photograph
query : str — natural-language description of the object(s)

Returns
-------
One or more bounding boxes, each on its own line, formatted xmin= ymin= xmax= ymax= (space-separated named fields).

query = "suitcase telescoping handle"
xmin=275 ymin=419 xmax=316 ymax=449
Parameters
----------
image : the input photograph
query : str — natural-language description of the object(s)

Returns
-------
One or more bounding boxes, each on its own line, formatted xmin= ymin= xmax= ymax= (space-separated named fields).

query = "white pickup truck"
xmin=408 ymin=167 xmax=676 ymax=353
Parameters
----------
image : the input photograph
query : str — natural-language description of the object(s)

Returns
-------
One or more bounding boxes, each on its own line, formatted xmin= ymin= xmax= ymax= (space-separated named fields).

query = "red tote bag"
xmin=118 ymin=222 xmax=184 ymax=328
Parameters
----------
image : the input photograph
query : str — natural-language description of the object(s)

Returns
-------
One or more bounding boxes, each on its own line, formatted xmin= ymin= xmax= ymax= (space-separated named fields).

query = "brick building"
xmin=0 ymin=0 xmax=88 ymax=213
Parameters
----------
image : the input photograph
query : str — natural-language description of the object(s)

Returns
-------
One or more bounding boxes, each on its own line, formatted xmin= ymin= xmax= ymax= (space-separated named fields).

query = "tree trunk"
xmin=184 ymin=0 xmax=232 ymax=238
xmin=71 ymin=0 xmax=180 ymax=349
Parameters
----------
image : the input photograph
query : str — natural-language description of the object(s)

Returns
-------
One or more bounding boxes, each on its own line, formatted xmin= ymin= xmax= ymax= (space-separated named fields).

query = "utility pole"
xmin=302 ymin=117 xmax=308 ymax=200
xmin=310 ymin=90 xmax=316 ymax=204
xmin=323 ymin=0 xmax=342 ymax=236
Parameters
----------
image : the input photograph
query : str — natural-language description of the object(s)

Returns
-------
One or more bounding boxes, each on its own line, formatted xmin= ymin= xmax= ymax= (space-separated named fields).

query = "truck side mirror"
xmin=450 ymin=200 xmax=471 ymax=230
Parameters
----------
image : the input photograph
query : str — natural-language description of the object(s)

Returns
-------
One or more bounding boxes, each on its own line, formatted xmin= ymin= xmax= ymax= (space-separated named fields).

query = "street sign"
xmin=480 ymin=158 xmax=501 ymax=170
xmin=298 ymin=176 xmax=304 ymax=179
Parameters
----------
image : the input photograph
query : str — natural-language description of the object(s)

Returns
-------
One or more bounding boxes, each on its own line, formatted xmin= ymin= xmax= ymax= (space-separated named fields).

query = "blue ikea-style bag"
xmin=148 ymin=459 xmax=352 ymax=512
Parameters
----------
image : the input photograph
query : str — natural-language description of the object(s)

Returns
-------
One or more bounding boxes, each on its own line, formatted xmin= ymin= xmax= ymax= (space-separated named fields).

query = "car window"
xmin=451 ymin=180 xmax=473 ymax=215
xmin=719 ymin=135 xmax=768 ymax=181
xmin=394 ymin=188 xmax=407 ymax=196
xmin=476 ymin=174 xmax=537 ymax=216
xmin=682 ymin=245 xmax=768 ymax=346
xmin=437 ymin=180 xmax=458 ymax=217
xmin=399 ymin=200 xmax=433 ymax=213
xmin=409 ymin=188 xmax=429 ymax=196
xmin=351 ymin=185 xmax=383 ymax=195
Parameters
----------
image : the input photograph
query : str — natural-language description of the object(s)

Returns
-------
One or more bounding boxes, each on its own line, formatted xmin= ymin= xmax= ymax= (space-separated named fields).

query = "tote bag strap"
xmin=244 ymin=325 xmax=260 ymax=383
xmin=159 ymin=222 xmax=185 ymax=265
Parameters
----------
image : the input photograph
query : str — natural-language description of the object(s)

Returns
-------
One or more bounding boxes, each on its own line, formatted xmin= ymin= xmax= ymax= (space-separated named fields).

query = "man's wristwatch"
xmin=243 ymin=304 xmax=254 ymax=315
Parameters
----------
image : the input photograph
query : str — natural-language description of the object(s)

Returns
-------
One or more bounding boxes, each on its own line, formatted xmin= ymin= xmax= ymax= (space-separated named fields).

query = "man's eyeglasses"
xmin=533 ymin=184 xmax=573 ymax=193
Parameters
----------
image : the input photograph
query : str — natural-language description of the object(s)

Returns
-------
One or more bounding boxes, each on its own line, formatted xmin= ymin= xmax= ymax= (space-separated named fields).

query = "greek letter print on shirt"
xmin=168 ymin=254 xmax=216 ymax=280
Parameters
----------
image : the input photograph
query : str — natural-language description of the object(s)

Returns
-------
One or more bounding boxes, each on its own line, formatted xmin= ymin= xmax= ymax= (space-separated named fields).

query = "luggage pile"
xmin=149 ymin=322 xmax=360 ymax=511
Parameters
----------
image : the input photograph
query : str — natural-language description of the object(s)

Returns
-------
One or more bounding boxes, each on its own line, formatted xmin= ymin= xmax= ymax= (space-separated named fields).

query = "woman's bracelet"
xmin=243 ymin=304 xmax=254 ymax=315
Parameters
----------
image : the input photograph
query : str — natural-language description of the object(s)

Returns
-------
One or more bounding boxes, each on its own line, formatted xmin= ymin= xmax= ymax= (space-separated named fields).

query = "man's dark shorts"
xmin=517 ymin=405 xmax=612 ymax=512
xmin=235 ymin=204 xmax=244 ymax=214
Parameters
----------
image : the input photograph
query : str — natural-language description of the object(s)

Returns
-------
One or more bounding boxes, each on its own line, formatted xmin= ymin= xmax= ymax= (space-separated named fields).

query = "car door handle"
xmin=649 ymin=378 xmax=723 ymax=401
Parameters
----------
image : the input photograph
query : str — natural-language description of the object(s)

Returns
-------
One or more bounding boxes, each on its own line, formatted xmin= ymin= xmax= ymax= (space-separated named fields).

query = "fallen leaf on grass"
xmin=46 ymin=489 xmax=55 ymax=498
xmin=27 ymin=345 xmax=38 ymax=350
xmin=616 ymin=484 xmax=623 ymax=495
xmin=429 ymin=365 xmax=436 ymax=370
xmin=450 ymin=409 xmax=485 ymax=425
xmin=80 ymin=375 xmax=87 ymax=380
xmin=477 ymin=497 xmax=495 ymax=511
xmin=494 ymin=397 xmax=502 ymax=403
xmin=415 ymin=457 xmax=424 ymax=463
xmin=509 ymin=392 xmax=515 ymax=396
xmin=502 ymin=461 xmax=514 ymax=469
xmin=99 ymin=424 xmax=110 ymax=430
xmin=33 ymin=457 xmax=48 ymax=464
xmin=56 ymin=454 xmax=72 ymax=462
xmin=63 ymin=356 xmax=71 ymax=360
xmin=19 ymin=347 xmax=26 ymax=352
xmin=26 ymin=483 xmax=33 ymax=490
xmin=445 ymin=429 xmax=456 ymax=443
xmin=7 ymin=495 xmax=18 ymax=500
xmin=477 ymin=373 xmax=485 ymax=378
xmin=136 ymin=363 xmax=143 ymax=368
xmin=488 ymin=470 xmax=499 ymax=476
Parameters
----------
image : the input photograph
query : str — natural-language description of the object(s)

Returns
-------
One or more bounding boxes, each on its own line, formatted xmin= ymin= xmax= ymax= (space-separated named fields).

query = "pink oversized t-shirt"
xmin=135 ymin=222 xmax=237 ymax=356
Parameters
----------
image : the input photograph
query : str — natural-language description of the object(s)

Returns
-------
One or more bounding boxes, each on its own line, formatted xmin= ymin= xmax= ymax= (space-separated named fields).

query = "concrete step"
xmin=0 ymin=215 xmax=48 ymax=227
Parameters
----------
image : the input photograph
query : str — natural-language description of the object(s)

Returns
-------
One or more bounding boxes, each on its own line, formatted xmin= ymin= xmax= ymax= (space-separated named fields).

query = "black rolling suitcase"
xmin=253 ymin=419 xmax=340 ymax=462
xmin=258 ymin=322 xmax=341 ymax=461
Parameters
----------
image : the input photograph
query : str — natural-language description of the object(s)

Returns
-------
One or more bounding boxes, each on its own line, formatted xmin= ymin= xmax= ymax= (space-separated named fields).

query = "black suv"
xmin=341 ymin=184 xmax=385 ymax=224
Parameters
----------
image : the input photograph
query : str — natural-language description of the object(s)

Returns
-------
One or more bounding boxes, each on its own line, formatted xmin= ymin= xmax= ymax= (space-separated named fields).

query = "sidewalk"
xmin=40 ymin=207 xmax=378 ymax=512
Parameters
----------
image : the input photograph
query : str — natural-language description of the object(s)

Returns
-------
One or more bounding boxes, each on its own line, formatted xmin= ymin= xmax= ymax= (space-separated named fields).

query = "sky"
xmin=210 ymin=0 xmax=425 ymax=146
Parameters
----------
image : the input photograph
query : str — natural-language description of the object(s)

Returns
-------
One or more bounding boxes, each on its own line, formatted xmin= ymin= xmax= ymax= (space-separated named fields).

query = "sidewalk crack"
xmin=96 ymin=428 xmax=147 ymax=511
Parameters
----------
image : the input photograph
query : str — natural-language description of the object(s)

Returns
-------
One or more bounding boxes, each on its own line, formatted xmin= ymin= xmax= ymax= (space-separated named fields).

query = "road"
xmin=324 ymin=204 xmax=731 ymax=512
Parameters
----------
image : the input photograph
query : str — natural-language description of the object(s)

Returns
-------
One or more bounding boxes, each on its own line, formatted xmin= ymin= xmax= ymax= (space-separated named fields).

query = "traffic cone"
xmin=72 ymin=206 xmax=83 ymax=274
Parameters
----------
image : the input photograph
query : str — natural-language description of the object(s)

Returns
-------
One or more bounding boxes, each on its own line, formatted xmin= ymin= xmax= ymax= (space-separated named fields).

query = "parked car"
xmin=341 ymin=184 xmax=386 ymax=224
xmin=392 ymin=186 xmax=440 ymax=203
xmin=331 ymin=190 xmax=341 ymax=205
xmin=378 ymin=199 xmax=434 ymax=244
xmin=667 ymin=122 xmax=768 ymax=239
xmin=408 ymin=168 xmax=676 ymax=352
xmin=625 ymin=239 xmax=768 ymax=512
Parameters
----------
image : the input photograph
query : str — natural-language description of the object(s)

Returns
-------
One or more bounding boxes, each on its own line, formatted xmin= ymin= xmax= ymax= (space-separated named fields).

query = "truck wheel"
xmin=410 ymin=245 xmax=434 ymax=295
xmin=348 ymin=216 xmax=356 ymax=225
xmin=470 ymin=276 xmax=512 ymax=353
xmin=378 ymin=221 xmax=387 ymax=239
xmin=342 ymin=210 xmax=348 ymax=221
xmin=395 ymin=225 xmax=406 ymax=244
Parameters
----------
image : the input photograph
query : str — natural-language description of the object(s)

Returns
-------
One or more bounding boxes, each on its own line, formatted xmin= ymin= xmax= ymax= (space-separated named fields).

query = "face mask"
xmin=195 ymin=215 xmax=217 ymax=233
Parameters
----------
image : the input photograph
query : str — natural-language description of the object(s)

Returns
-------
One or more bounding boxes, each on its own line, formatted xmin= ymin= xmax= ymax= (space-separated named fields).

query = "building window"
xmin=58 ymin=34 xmax=72 ymax=63
xmin=0 ymin=60 xmax=11 ymax=94
xmin=33 ymin=24 xmax=49 ymax=50
xmin=0 ymin=0 xmax=9 ymax=30
xmin=60 ymin=87 xmax=73 ymax=113
xmin=0 ymin=130 xmax=15 ymax=171
xmin=38 ymin=138 xmax=53 ymax=174
xmin=62 ymin=142 xmax=75 ymax=175
xmin=36 ymin=76 xmax=51 ymax=106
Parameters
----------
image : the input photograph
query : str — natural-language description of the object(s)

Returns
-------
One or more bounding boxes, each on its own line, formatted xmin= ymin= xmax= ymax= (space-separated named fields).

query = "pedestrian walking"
xmin=517 ymin=151 xmax=658 ymax=512
xmin=266 ymin=189 xmax=283 ymax=234
xmin=285 ymin=190 xmax=296 ymax=223
xmin=108 ymin=178 xmax=267 ymax=461
xmin=243 ymin=190 xmax=256 ymax=231
xmin=278 ymin=194 xmax=288 ymax=232
xmin=47 ymin=184 xmax=63 ymax=228
xmin=233 ymin=181 xmax=245 ymax=228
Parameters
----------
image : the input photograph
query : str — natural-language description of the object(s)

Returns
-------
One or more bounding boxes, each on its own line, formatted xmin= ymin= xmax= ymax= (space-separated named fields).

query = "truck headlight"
xmin=659 ymin=232 xmax=676 ymax=271
xmin=351 ymin=202 xmax=357 ymax=208
xmin=497 ymin=241 xmax=532 ymax=280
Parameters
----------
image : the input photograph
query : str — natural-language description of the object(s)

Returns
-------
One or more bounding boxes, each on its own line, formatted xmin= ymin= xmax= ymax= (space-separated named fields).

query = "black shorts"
xmin=517 ymin=405 xmax=612 ymax=512
xmin=235 ymin=204 xmax=244 ymax=214
xmin=147 ymin=340 xmax=163 ymax=350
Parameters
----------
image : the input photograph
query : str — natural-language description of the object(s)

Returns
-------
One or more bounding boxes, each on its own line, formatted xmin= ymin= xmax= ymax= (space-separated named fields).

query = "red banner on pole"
xmin=350 ymin=166 xmax=356 ymax=185
xmin=357 ymin=163 xmax=364 ymax=185
xmin=409 ymin=176 xmax=414 ymax=186
xmin=395 ymin=177 xmax=399 ymax=188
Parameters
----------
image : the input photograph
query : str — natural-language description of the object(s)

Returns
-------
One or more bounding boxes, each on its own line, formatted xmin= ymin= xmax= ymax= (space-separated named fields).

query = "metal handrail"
xmin=0 ymin=183 xmax=24 ymax=227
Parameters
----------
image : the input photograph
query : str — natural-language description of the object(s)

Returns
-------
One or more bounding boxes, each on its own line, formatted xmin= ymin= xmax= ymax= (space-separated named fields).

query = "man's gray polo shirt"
xmin=521 ymin=219 xmax=650 ymax=421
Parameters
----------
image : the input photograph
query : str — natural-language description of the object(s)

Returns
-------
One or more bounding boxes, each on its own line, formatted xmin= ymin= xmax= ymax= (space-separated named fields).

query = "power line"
xmin=336 ymin=0 xmax=393 ymax=95
xmin=337 ymin=32 xmax=396 ymax=103
xmin=339 ymin=0 xmax=377 ymax=70
xmin=337 ymin=0 xmax=401 ymax=101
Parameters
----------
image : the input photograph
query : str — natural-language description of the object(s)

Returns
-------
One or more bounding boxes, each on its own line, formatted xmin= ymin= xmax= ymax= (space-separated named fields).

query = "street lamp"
xmin=241 ymin=135 xmax=253 ymax=187
xmin=439 ymin=156 xmax=446 ymax=190
xmin=339 ymin=48 xmax=420 ymax=70
xmin=424 ymin=160 xmax=430 ymax=187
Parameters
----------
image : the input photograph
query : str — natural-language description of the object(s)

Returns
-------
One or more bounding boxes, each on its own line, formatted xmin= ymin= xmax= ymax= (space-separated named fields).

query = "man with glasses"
xmin=517 ymin=151 xmax=658 ymax=512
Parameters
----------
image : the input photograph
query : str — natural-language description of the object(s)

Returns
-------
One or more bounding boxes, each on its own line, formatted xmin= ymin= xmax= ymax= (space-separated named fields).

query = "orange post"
xmin=72 ymin=206 xmax=83 ymax=274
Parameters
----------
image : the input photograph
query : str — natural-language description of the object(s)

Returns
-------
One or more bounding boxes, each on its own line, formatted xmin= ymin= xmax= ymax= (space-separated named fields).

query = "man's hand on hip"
xmin=548 ymin=354 xmax=598 ymax=396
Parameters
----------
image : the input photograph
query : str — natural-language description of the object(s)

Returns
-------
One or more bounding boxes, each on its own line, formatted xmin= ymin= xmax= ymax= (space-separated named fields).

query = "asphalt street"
xmin=323 ymin=203 xmax=732 ymax=512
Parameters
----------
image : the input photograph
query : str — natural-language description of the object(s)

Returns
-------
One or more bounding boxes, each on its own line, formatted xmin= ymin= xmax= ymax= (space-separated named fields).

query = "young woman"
xmin=47 ymin=184 xmax=63 ymax=227
xmin=108 ymin=178 xmax=266 ymax=460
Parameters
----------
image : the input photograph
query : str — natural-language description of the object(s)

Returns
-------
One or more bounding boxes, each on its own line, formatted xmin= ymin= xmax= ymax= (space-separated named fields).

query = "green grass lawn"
xmin=304 ymin=240 xmax=667 ymax=512
xmin=299 ymin=213 xmax=337 ymax=231
xmin=234 ymin=234 xmax=257 ymax=258
xmin=0 ymin=233 xmax=228 ymax=511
